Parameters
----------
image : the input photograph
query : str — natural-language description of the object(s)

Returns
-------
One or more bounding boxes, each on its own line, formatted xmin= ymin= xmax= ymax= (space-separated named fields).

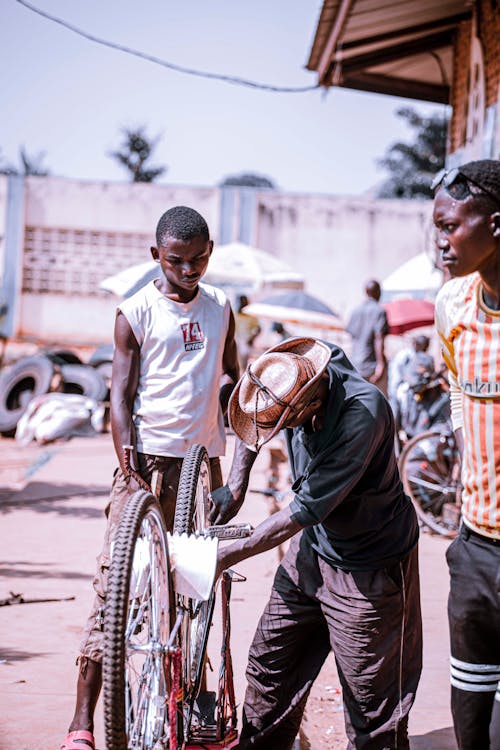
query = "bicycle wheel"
xmin=103 ymin=489 xmax=174 ymax=750
xmin=399 ymin=429 xmax=461 ymax=537
xmin=173 ymin=444 xmax=215 ymax=706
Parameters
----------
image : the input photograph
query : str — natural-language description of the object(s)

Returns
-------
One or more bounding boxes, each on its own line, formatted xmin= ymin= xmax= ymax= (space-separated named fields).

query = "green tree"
xmin=220 ymin=172 xmax=276 ymax=188
xmin=0 ymin=146 xmax=50 ymax=176
xmin=376 ymin=107 xmax=449 ymax=199
xmin=109 ymin=127 xmax=167 ymax=182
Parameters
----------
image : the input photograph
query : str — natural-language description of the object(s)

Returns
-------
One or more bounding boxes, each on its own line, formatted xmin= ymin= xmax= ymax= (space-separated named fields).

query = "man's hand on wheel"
xmin=209 ymin=485 xmax=244 ymax=525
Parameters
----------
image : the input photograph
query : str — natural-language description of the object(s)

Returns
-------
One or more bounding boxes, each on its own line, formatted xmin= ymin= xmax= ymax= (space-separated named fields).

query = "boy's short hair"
xmin=156 ymin=206 xmax=209 ymax=246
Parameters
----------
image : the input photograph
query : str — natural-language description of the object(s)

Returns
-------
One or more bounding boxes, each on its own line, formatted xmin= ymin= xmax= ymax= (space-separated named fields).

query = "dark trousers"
xmin=447 ymin=526 xmax=500 ymax=750
xmin=237 ymin=532 xmax=422 ymax=750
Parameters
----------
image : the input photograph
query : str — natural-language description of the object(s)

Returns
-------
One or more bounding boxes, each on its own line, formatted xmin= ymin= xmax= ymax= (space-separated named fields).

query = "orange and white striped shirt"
xmin=435 ymin=272 xmax=500 ymax=540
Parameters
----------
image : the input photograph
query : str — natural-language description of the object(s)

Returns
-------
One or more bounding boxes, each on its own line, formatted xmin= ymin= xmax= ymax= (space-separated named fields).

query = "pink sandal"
xmin=60 ymin=730 xmax=95 ymax=750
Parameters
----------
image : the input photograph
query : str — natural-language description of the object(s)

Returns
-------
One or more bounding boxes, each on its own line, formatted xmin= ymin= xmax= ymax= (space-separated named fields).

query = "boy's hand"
xmin=209 ymin=485 xmax=244 ymax=525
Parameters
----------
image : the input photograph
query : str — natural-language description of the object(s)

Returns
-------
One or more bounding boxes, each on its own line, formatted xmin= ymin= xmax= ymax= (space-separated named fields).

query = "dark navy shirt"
xmin=287 ymin=343 xmax=418 ymax=571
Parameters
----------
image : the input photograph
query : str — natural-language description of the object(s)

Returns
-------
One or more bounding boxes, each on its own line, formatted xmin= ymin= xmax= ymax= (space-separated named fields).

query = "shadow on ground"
xmin=0 ymin=560 xmax=91 ymax=580
xmin=411 ymin=726 xmax=457 ymax=749
xmin=0 ymin=482 xmax=109 ymax=516
xmin=0 ymin=648 xmax=51 ymax=663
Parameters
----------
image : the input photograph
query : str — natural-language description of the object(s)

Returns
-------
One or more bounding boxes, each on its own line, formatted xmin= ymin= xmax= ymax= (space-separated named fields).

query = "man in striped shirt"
xmin=433 ymin=159 xmax=500 ymax=750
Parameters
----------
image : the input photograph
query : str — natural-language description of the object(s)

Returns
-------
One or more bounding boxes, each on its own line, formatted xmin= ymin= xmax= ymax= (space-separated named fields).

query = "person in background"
xmin=271 ymin=321 xmax=292 ymax=341
xmin=388 ymin=334 xmax=434 ymax=414
xmin=433 ymin=158 xmax=500 ymax=750
xmin=234 ymin=294 xmax=261 ymax=370
xmin=210 ymin=336 xmax=422 ymax=750
xmin=346 ymin=279 xmax=389 ymax=395
xmin=59 ymin=206 xmax=239 ymax=750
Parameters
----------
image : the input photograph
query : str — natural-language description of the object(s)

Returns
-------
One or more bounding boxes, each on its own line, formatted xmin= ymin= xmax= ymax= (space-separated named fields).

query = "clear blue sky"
xmin=1 ymin=0 xmax=445 ymax=195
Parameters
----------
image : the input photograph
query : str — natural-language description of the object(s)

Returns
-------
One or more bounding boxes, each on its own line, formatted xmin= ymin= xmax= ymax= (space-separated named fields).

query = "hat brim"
xmin=229 ymin=337 xmax=331 ymax=450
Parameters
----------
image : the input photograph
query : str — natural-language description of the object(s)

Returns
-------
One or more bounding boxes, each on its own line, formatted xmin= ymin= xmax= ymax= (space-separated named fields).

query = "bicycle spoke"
xmin=103 ymin=490 xmax=174 ymax=750
xmin=399 ymin=429 xmax=461 ymax=537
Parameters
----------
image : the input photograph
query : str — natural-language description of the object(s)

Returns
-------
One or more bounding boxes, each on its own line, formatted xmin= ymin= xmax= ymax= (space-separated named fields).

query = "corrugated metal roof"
xmin=307 ymin=0 xmax=473 ymax=102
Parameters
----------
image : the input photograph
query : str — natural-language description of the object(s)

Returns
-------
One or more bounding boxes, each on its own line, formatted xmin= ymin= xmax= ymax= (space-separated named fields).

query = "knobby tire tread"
xmin=173 ymin=444 xmax=211 ymax=535
xmin=103 ymin=489 xmax=166 ymax=750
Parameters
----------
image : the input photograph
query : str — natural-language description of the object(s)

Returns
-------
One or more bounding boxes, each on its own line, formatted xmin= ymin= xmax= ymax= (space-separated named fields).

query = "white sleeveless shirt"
xmin=118 ymin=280 xmax=231 ymax=458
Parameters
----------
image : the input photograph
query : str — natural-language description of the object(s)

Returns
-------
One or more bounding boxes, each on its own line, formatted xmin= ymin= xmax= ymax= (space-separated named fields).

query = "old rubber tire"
xmin=44 ymin=349 xmax=83 ymax=366
xmin=103 ymin=489 xmax=174 ymax=750
xmin=88 ymin=343 xmax=114 ymax=367
xmin=0 ymin=354 xmax=54 ymax=435
xmin=59 ymin=364 xmax=108 ymax=401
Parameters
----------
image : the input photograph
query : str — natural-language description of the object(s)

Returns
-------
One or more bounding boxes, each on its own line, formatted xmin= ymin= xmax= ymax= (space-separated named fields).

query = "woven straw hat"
xmin=229 ymin=337 xmax=331 ymax=451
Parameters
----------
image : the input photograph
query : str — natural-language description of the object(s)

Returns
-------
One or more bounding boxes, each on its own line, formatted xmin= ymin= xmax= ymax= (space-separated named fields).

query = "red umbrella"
xmin=382 ymin=298 xmax=435 ymax=335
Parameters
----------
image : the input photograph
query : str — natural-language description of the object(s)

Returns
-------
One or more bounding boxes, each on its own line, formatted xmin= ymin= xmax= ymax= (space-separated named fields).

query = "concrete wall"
xmin=0 ymin=175 xmax=434 ymax=345
xmin=254 ymin=192 xmax=433 ymax=316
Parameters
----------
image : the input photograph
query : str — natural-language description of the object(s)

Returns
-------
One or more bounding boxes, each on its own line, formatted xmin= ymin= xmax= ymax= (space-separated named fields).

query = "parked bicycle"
xmin=102 ymin=443 xmax=252 ymax=750
xmin=398 ymin=423 xmax=462 ymax=537
xmin=394 ymin=366 xmax=451 ymax=455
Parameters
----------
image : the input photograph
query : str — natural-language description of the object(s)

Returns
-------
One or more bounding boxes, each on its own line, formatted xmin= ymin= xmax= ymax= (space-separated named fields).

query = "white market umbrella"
xmin=382 ymin=253 xmax=443 ymax=301
xmin=100 ymin=260 xmax=159 ymax=298
xmin=205 ymin=242 xmax=304 ymax=290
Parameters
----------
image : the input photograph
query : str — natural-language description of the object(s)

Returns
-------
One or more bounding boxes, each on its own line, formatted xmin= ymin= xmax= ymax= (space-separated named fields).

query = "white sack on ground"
xmin=15 ymin=393 xmax=105 ymax=445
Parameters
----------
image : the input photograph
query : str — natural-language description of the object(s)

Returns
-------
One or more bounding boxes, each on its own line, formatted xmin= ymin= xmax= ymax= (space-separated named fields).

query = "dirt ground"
xmin=0 ymin=430 xmax=457 ymax=749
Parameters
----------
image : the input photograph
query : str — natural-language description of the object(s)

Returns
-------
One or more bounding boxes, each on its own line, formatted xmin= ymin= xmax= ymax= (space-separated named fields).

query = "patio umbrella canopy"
xmin=382 ymin=253 xmax=443 ymax=301
xmin=383 ymin=298 xmax=435 ymax=335
xmin=100 ymin=260 xmax=160 ymax=298
xmin=205 ymin=242 xmax=304 ymax=290
xmin=243 ymin=290 xmax=343 ymax=331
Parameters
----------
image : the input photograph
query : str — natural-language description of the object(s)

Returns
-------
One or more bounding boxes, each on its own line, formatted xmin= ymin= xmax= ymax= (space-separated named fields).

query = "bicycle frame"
xmin=104 ymin=444 xmax=250 ymax=750
xmin=165 ymin=569 xmax=241 ymax=749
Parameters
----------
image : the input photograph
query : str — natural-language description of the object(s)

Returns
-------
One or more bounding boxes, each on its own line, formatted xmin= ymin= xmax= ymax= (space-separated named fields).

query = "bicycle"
xmin=102 ymin=443 xmax=252 ymax=750
xmin=398 ymin=424 xmax=462 ymax=538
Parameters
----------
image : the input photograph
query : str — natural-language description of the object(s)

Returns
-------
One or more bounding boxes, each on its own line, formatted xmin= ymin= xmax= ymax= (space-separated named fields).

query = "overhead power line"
xmin=16 ymin=0 xmax=319 ymax=94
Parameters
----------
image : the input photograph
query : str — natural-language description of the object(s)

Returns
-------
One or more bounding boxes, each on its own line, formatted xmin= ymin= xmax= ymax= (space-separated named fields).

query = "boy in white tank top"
xmin=60 ymin=206 xmax=239 ymax=750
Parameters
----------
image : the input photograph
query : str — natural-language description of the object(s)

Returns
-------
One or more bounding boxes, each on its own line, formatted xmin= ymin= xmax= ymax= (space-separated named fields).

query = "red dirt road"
xmin=0 ymin=433 xmax=457 ymax=749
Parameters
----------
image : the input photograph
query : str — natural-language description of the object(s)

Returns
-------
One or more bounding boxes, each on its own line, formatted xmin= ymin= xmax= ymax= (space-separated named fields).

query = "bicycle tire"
xmin=103 ymin=489 xmax=174 ymax=750
xmin=399 ymin=429 xmax=461 ymax=538
xmin=173 ymin=445 xmax=215 ymax=719
xmin=174 ymin=443 xmax=212 ymax=535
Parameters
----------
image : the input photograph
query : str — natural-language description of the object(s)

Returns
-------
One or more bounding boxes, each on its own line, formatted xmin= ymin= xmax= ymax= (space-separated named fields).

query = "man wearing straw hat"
xmin=210 ymin=336 xmax=422 ymax=750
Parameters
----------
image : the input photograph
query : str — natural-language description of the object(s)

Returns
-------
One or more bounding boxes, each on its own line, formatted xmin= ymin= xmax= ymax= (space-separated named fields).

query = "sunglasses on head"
xmin=431 ymin=167 xmax=498 ymax=204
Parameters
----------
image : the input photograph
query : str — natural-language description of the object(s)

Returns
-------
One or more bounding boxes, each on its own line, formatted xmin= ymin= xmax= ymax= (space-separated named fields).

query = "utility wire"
xmin=16 ymin=0 xmax=319 ymax=94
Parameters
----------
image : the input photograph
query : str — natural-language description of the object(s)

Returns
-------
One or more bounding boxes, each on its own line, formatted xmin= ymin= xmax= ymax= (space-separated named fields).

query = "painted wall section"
xmin=0 ymin=175 xmax=433 ymax=345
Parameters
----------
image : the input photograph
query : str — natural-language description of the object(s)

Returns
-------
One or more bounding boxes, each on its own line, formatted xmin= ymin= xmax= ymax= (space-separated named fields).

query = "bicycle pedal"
xmin=203 ymin=523 xmax=253 ymax=539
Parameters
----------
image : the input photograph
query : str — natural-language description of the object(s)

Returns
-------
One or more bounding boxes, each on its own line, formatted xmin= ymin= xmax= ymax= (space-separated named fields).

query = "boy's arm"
xmin=110 ymin=311 xmax=141 ymax=485
xmin=219 ymin=307 xmax=240 ymax=415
